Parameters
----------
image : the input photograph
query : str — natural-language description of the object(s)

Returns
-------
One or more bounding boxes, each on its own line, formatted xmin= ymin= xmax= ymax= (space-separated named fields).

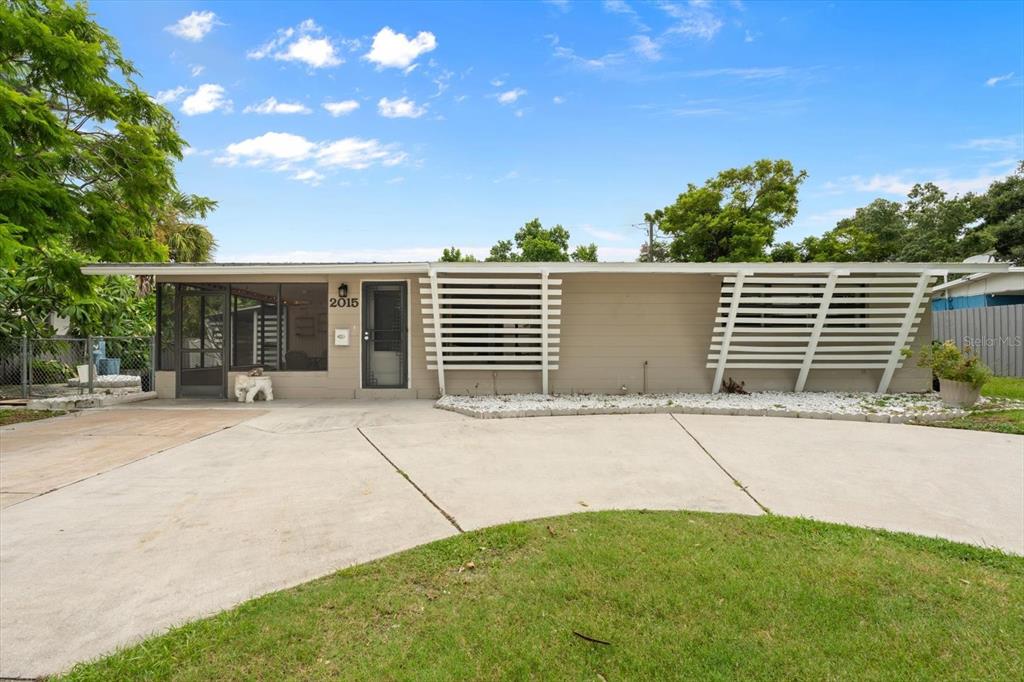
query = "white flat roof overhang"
xmin=81 ymin=261 xmax=1015 ymax=277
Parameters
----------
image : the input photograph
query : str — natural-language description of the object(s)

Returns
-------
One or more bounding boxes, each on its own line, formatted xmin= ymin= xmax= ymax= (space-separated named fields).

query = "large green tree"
xmin=0 ymin=0 xmax=215 ymax=336
xmin=965 ymin=162 xmax=1024 ymax=265
xmin=772 ymin=166 xmax=1022 ymax=264
xmin=483 ymin=219 xmax=598 ymax=262
xmin=802 ymin=199 xmax=907 ymax=262
xmin=659 ymin=159 xmax=807 ymax=262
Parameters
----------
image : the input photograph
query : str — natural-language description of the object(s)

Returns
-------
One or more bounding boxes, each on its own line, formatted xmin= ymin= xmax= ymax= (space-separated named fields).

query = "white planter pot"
xmin=938 ymin=379 xmax=981 ymax=408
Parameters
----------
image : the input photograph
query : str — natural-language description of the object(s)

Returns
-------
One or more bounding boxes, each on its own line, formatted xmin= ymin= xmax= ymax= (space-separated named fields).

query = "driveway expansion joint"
xmin=669 ymin=413 xmax=771 ymax=514
xmin=356 ymin=427 xmax=464 ymax=533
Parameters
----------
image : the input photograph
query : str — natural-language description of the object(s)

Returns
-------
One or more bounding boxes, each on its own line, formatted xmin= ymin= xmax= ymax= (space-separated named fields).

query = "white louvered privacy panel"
xmin=419 ymin=272 xmax=561 ymax=394
xmin=707 ymin=271 xmax=938 ymax=393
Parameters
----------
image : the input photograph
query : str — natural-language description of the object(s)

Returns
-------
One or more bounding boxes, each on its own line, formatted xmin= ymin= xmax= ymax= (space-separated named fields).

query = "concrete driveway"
xmin=1 ymin=401 xmax=1021 ymax=678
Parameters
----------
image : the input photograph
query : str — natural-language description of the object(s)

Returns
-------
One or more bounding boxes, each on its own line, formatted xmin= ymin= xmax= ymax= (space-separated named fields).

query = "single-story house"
xmin=931 ymin=266 xmax=1024 ymax=310
xmin=81 ymin=261 xmax=1012 ymax=400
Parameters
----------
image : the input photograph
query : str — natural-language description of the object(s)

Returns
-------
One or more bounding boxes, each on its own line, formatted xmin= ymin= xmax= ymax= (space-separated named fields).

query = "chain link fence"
xmin=0 ymin=336 xmax=155 ymax=400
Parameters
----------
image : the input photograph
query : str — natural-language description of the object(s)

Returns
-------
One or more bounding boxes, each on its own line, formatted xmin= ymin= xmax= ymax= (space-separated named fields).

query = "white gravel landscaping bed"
xmin=437 ymin=391 xmax=1021 ymax=423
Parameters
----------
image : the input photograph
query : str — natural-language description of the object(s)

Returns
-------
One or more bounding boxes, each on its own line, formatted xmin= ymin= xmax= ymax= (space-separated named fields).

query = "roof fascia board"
xmin=81 ymin=263 xmax=432 ymax=276
xmin=80 ymin=261 xmax=1014 ymax=277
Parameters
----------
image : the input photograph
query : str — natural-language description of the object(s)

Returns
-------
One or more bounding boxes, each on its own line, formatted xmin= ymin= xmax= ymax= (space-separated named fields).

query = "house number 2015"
xmin=330 ymin=297 xmax=359 ymax=308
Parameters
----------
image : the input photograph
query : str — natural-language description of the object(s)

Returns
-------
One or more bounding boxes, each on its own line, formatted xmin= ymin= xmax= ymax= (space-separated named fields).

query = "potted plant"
xmin=914 ymin=341 xmax=992 ymax=407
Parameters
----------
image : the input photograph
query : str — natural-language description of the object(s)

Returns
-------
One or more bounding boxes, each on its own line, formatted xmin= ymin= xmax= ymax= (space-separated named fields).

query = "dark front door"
xmin=362 ymin=282 xmax=408 ymax=389
xmin=177 ymin=285 xmax=227 ymax=398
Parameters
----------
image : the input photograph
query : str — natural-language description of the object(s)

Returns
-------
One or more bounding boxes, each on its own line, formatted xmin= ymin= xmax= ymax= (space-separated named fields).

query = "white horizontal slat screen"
xmin=707 ymin=271 xmax=937 ymax=393
xmin=420 ymin=273 xmax=561 ymax=394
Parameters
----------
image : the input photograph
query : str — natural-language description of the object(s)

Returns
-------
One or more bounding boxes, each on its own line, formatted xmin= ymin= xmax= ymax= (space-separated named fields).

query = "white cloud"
xmin=659 ymin=1 xmax=724 ymax=40
xmin=490 ymin=78 xmax=506 ymax=87
xmin=377 ymin=96 xmax=427 ymax=119
xmin=672 ymin=107 xmax=726 ymax=116
xmin=843 ymin=171 xmax=1007 ymax=197
xmin=431 ymin=70 xmax=453 ymax=97
xmin=553 ymin=95 xmax=566 ymax=104
xmin=154 ymin=86 xmax=187 ymax=104
xmin=166 ymin=11 xmax=219 ymax=42
xmin=363 ymin=27 xmax=437 ymax=70
xmin=955 ymin=135 xmax=1023 ymax=152
xmin=219 ymin=132 xmax=317 ymax=166
xmin=685 ymin=67 xmax=791 ymax=79
xmin=316 ymin=138 xmax=407 ymax=169
xmin=323 ymin=100 xmax=360 ymax=116
xmin=801 ymin=207 xmax=858 ymax=227
xmin=549 ymin=35 xmax=624 ymax=69
xmin=494 ymin=170 xmax=520 ymax=183
xmin=545 ymin=0 xmax=571 ymax=13
xmin=291 ymin=169 xmax=325 ymax=185
xmin=604 ymin=0 xmax=650 ymax=30
xmin=497 ymin=88 xmax=527 ymax=105
xmin=583 ymin=225 xmax=627 ymax=242
xmin=279 ymin=35 xmax=341 ymax=68
xmin=190 ymin=64 xmax=205 ymax=77
xmin=243 ymin=97 xmax=311 ymax=115
xmin=217 ymin=132 xmax=407 ymax=178
xmin=985 ymin=72 xmax=1014 ymax=87
xmin=631 ymin=35 xmax=662 ymax=61
xmin=248 ymin=20 xmax=342 ymax=69
xmin=604 ymin=0 xmax=634 ymax=14
xmin=181 ymin=84 xmax=232 ymax=115
xmin=385 ymin=176 xmax=406 ymax=184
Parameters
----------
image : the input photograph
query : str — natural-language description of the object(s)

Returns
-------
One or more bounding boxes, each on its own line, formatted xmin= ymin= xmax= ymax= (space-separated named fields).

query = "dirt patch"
xmin=0 ymin=408 xmax=265 ymax=507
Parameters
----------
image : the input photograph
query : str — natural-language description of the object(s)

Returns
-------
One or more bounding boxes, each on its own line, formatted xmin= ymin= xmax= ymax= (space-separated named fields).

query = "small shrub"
xmin=721 ymin=377 xmax=749 ymax=394
xmin=915 ymin=341 xmax=992 ymax=390
xmin=30 ymin=359 xmax=74 ymax=381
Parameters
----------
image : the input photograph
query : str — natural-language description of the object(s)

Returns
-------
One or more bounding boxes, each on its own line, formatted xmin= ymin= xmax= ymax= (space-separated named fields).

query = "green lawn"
xmin=62 ymin=511 xmax=1023 ymax=681
xmin=933 ymin=409 xmax=1024 ymax=435
xmin=0 ymin=408 xmax=65 ymax=426
xmin=982 ymin=376 xmax=1024 ymax=401
xmin=930 ymin=377 xmax=1024 ymax=435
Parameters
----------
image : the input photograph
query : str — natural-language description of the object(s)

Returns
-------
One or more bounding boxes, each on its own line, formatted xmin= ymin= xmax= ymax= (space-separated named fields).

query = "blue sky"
xmin=91 ymin=0 xmax=1023 ymax=262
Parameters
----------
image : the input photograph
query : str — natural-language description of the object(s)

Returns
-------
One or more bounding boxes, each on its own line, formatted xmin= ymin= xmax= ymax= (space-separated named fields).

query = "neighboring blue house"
xmin=931 ymin=268 xmax=1024 ymax=310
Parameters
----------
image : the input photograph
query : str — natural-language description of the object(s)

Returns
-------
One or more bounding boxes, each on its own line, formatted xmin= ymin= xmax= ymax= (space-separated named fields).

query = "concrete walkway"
xmin=1 ymin=401 xmax=1021 ymax=678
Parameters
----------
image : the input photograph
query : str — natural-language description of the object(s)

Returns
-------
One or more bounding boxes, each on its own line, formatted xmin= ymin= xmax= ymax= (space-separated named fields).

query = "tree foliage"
xmin=0 ymin=0 xmax=216 ymax=336
xmin=439 ymin=246 xmax=478 ymax=262
xmin=969 ymin=162 xmax=1024 ymax=265
xmin=156 ymin=192 xmax=218 ymax=263
xmin=659 ymin=159 xmax=807 ymax=262
xmin=482 ymin=219 xmax=599 ymax=262
xmin=773 ymin=164 xmax=1023 ymax=265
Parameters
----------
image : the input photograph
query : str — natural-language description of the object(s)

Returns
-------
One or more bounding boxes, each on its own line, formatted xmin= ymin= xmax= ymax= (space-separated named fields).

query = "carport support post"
xmin=712 ymin=271 xmax=748 ymax=394
xmin=541 ymin=269 xmax=550 ymax=395
xmin=795 ymin=270 xmax=841 ymax=392
xmin=877 ymin=271 xmax=933 ymax=394
xmin=429 ymin=269 xmax=446 ymax=396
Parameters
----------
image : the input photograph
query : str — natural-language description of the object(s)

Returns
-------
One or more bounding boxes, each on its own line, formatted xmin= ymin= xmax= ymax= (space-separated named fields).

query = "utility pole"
xmin=641 ymin=209 xmax=664 ymax=262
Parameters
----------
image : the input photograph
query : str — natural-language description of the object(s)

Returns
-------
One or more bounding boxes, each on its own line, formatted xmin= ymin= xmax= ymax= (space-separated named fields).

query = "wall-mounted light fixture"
xmin=337 ymin=282 xmax=348 ymax=298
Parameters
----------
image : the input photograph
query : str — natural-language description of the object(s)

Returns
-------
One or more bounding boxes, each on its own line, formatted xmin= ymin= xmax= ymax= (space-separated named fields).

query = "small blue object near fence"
xmin=0 ymin=336 xmax=155 ymax=399
xmin=91 ymin=338 xmax=122 ymax=376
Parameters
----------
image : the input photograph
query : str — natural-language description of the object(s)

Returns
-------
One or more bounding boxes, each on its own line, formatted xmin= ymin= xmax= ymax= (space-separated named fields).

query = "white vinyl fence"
xmin=932 ymin=304 xmax=1024 ymax=377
